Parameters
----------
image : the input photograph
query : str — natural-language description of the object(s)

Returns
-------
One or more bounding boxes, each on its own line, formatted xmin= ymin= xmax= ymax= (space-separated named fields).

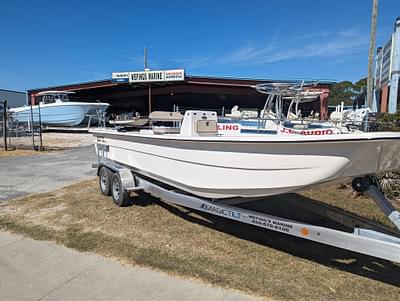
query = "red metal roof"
xmin=27 ymin=75 xmax=334 ymax=95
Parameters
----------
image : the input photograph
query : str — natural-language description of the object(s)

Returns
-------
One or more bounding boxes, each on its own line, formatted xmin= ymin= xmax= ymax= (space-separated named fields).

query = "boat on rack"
xmin=92 ymin=110 xmax=400 ymax=199
xmin=10 ymin=91 xmax=109 ymax=127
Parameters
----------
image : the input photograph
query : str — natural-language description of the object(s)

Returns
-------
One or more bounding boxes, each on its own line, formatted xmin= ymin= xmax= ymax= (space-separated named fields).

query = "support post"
xmin=30 ymin=94 xmax=35 ymax=150
xmin=2 ymin=100 xmax=7 ymax=151
xmin=38 ymin=101 xmax=43 ymax=151
xmin=319 ymin=90 xmax=329 ymax=120
xmin=380 ymin=85 xmax=389 ymax=112
xmin=148 ymin=84 xmax=152 ymax=114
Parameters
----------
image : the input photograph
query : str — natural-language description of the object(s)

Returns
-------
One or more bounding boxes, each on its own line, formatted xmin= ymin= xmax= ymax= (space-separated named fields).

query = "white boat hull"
xmin=10 ymin=102 xmax=109 ymax=126
xmin=93 ymin=130 xmax=400 ymax=199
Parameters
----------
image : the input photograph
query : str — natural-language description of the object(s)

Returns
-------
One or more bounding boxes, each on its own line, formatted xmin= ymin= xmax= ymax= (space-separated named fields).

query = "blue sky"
xmin=1 ymin=0 xmax=399 ymax=91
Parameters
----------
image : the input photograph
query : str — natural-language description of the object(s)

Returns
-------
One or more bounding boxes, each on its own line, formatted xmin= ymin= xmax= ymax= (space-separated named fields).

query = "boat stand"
xmin=95 ymin=160 xmax=400 ymax=263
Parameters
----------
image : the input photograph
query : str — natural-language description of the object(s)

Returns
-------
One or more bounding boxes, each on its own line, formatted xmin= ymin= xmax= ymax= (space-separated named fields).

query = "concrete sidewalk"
xmin=0 ymin=231 xmax=260 ymax=301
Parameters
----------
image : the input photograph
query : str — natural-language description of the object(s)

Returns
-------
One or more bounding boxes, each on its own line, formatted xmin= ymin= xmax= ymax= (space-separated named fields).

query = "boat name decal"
xmin=218 ymin=124 xmax=240 ymax=131
xmin=200 ymin=204 xmax=241 ymax=219
xmin=217 ymin=123 xmax=241 ymax=136
xmin=280 ymin=127 xmax=335 ymax=136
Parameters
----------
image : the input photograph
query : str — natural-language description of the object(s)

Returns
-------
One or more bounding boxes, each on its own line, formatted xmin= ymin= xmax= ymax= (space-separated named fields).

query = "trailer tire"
xmin=352 ymin=177 xmax=371 ymax=193
xmin=111 ymin=173 xmax=131 ymax=207
xmin=99 ymin=167 xmax=113 ymax=196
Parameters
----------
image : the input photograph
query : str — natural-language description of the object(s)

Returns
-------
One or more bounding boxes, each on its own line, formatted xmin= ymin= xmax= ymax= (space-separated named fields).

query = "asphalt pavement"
xmin=0 ymin=145 xmax=97 ymax=201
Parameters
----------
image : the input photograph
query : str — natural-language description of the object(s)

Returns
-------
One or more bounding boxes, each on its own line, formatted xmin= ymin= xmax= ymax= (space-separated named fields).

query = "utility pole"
xmin=144 ymin=46 xmax=148 ymax=70
xmin=367 ymin=0 xmax=378 ymax=108
xmin=144 ymin=47 xmax=152 ymax=113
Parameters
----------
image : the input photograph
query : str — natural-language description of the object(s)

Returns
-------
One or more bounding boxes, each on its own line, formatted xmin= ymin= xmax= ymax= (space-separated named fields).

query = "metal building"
xmin=0 ymin=89 xmax=27 ymax=109
xmin=373 ymin=17 xmax=400 ymax=113
xmin=27 ymin=73 xmax=333 ymax=119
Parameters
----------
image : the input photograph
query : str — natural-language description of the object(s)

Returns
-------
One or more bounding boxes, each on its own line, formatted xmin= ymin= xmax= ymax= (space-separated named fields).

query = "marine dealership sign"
xmin=111 ymin=72 xmax=130 ymax=83
xmin=112 ymin=69 xmax=185 ymax=83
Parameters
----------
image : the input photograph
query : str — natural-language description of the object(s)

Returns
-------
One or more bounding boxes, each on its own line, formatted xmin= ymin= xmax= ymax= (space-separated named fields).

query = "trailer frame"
xmin=94 ymin=156 xmax=400 ymax=263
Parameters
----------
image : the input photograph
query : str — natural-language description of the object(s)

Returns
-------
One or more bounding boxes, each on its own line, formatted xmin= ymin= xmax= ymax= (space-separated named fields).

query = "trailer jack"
xmin=352 ymin=176 xmax=400 ymax=231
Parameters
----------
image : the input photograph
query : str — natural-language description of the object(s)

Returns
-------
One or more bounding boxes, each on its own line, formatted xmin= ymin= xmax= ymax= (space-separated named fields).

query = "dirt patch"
xmin=0 ymin=149 xmax=46 ymax=157
xmin=40 ymin=133 xmax=94 ymax=148
xmin=0 ymin=133 xmax=93 ymax=157
xmin=0 ymin=179 xmax=399 ymax=301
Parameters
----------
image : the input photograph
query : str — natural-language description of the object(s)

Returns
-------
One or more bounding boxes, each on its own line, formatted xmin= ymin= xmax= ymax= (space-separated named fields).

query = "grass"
xmin=0 ymin=132 xmax=93 ymax=157
xmin=0 ymin=148 xmax=64 ymax=157
xmin=0 ymin=179 xmax=399 ymax=300
xmin=302 ymin=184 xmax=399 ymax=227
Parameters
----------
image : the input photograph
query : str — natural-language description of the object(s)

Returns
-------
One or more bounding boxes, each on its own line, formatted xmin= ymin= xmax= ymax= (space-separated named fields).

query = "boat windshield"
xmin=40 ymin=93 xmax=70 ymax=104
xmin=54 ymin=94 xmax=69 ymax=102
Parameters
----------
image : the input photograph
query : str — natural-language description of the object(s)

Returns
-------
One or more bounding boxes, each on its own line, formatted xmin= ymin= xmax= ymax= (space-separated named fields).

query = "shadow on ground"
xmin=131 ymin=191 xmax=400 ymax=287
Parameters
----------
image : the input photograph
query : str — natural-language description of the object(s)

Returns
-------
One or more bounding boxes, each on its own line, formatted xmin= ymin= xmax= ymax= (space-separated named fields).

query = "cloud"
xmin=176 ymin=27 xmax=369 ymax=69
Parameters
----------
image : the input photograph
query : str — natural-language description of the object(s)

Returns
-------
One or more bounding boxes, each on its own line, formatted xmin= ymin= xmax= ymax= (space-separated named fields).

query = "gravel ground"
xmin=0 ymin=143 xmax=97 ymax=202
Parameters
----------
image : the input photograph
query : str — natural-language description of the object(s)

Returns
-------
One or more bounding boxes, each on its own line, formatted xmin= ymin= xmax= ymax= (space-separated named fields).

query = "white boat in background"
xmin=109 ymin=112 xmax=149 ymax=127
xmin=92 ymin=110 xmax=400 ymax=199
xmin=10 ymin=91 xmax=109 ymax=127
xmin=220 ymin=82 xmax=350 ymax=136
xmin=330 ymin=105 xmax=371 ymax=125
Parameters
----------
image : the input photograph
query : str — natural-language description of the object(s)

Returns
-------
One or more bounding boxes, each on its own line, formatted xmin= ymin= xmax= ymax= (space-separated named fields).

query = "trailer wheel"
xmin=111 ymin=173 xmax=131 ymax=207
xmin=352 ymin=177 xmax=371 ymax=193
xmin=99 ymin=167 xmax=113 ymax=196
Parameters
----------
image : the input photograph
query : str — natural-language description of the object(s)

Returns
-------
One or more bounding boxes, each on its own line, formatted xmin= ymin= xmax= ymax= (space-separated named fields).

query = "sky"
xmin=1 ymin=0 xmax=399 ymax=91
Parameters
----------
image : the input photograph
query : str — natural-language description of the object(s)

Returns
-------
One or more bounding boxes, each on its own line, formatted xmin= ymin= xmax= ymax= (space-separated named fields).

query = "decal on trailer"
xmin=247 ymin=215 xmax=293 ymax=233
xmin=200 ymin=203 xmax=241 ymax=219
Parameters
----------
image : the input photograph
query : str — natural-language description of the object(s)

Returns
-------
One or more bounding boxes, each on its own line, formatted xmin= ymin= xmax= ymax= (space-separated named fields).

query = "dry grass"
xmin=0 ymin=149 xmax=45 ymax=157
xmin=0 ymin=133 xmax=93 ymax=157
xmin=0 ymin=179 xmax=399 ymax=301
xmin=302 ymin=183 xmax=400 ymax=227
xmin=0 ymin=147 xmax=67 ymax=157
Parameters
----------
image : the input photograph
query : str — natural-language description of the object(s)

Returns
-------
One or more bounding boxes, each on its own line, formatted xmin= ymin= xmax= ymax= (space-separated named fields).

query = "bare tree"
xmin=367 ymin=0 xmax=378 ymax=109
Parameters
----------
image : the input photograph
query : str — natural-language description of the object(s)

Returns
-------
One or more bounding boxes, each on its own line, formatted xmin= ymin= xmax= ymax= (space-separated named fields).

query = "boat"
xmin=10 ymin=91 xmax=109 ymax=127
xmin=220 ymin=82 xmax=349 ymax=136
xmin=109 ymin=112 xmax=149 ymax=127
xmin=92 ymin=110 xmax=400 ymax=199
xmin=330 ymin=106 xmax=372 ymax=126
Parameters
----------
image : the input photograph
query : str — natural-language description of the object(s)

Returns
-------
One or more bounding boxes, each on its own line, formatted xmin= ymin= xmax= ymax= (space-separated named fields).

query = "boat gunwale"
xmin=10 ymin=102 xmax=109 ymax=111
xmin=91 ymin=129 xmax=400 ymax=144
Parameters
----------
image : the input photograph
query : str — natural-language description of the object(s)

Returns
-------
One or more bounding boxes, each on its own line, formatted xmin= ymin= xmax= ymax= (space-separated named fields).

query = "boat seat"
xmin=241 ymin=110 xmax=258 ymax=118
xmin=225 ymin=105 xmax=242 ymax=118
xmin=149 ymin=111 xmax=183 ymax=122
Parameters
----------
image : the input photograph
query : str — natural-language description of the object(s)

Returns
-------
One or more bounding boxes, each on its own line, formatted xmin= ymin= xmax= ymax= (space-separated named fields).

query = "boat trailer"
xmin=94 ymin=158 xmax=400 ymax=263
